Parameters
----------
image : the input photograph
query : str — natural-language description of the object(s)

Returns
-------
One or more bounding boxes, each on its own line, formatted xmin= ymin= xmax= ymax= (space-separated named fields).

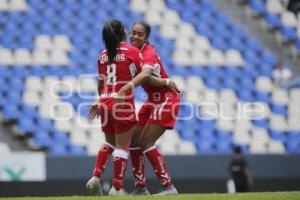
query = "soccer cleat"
xmin=131 ymin=187 xmax=150 ymax=195
xmin=154 ymin=184 xmax=178 ymax=195
xmin=108 ymin=186 xmax=128 ymax=196
xmin=86 ymin=176 xmax=103 ymax=195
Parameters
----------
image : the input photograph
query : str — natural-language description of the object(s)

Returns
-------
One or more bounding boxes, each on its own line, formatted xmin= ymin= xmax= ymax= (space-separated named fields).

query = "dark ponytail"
xmin=102 ymin=19 xmax=126 ymax=64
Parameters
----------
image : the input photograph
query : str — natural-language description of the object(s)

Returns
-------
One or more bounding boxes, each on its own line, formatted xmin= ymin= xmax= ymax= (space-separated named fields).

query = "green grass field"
xmin=1 ymin=192 xmax=300 ymax=200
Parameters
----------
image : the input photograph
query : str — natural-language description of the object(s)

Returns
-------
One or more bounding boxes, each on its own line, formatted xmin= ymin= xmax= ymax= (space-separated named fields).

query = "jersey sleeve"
xmin=129 ymin=48 xmax=143 ymax=75
xmin=142 ymin=48 xmax=157 ymax=69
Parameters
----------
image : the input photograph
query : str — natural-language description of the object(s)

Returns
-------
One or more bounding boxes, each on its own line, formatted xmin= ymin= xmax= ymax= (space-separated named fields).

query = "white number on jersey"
xmin=107 ymin=63 xmax=116 ymax=85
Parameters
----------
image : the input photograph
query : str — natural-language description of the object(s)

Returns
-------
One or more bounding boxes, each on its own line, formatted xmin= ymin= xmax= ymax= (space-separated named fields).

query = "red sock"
xmin=93 ymin=142 xmax=114 ymax=177
xmin=144 ymin=146 xmax=172 ymax=187
xmin=130 ymin=147 xmax=146 ymax=188
xmin=112 ymin=149 xmax=128 ymax=190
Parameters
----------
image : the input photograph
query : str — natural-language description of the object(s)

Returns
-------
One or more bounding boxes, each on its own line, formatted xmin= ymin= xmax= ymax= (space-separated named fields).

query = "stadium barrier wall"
xmin=1 ymin=155 xmax=300 ymax=196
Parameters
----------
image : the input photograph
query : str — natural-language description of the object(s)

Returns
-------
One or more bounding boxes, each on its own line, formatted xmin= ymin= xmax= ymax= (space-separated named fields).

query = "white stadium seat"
xmin=234 ymin=118 xmax=253 ymax=131
xmin=193 ymin=36 xmax=212 ymax=51
xmin=219 ymin=89 xmax=237 ymax=104
xmin=25 ymin=76 xmax=43 ymax=92
xmin=290 ymin=88 xmax=300 ymax=99
xmin=173 ymin=49 xmax=190 ymax=66
xmin=14 ymin=48 xmax=32 ymax=65
xmin=32 ymin=50 xmax=50 ymax=65
xmin=208 ymin=50 xmax=225 ymax=65
xmin=186 ymin=76 xmax=205 ymax=92
xmin=217 ymin=119 xmax=234 ymax=131
xmin=23 ymin=91 xmax=41 ymax=106
xmin=35 ymin=35 xmax=53 ymax=51
xmin=53 ymin=35 xmax=72 ymax=51
xmin=225 ymin=50 xmax=244 ymax=66
xmin=163 ymin=10 xmax=181 ymax=25
xmin=0 ymin=48 xmax=13 ymax=65
xmin=191 ymin=50 xmax=208 ymax=65
xmin=287 ymin=118 xmax=300 ymax=131
xmin=50 ymin=50 xmax=69 ymax=65
xmin=281 ymin=11 xmax=297 ymax=28
xmin=178 ymin=141 xmax=197 ymax=155
xmin=269 ymin=114 xmax=287 ymax=131
xmin=148 ymin=0 xmax=166 ymax=11
xmin=272 ymin=89 xmax=289 ymax=105
xmin=130 ymin=0 xmax=147 ymax=12
xmin=70 ymin=131 xmax=89 ymax=146
xmin=249 ymin=141 xmax=268 ymax=154
xmin=178 ymin=23 xmax=197 ymax=38
xmin=266 ymin=0 xmax=284 ymax=14
xmin=268 ymin=140 xmax=285 ymax=154
xmin=251 ymin=127 xmax=270 ymax=144
xmin=145 ymin=9 xmax=162 ymax=25
xmin=160 ymin=24 xmax=178 ymax=39
xmin=78 ymin=77 xmax=97 ymax=93
xmin=175 ymin=37 xmax=192 ymax=51
xmin=10 ymin=0 xmax=28 ymax=11
xmin=255 ymin=76 xmax=274 ymax=93
xmin=55 ymin=119 xmax=73 ymax=132
xmin=233 ymin=130 xmax=251 ymax=145
xmin=0 ymin=0 xmax=9 ymax=11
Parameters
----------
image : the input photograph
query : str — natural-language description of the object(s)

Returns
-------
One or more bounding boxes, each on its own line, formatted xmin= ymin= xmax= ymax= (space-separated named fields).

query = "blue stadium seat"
xmin=264 ymin=13 xmax=281 ymax=29
xmin=249 ymin=0 xmax=265 ymax=15
xmin=33 ymin=131 xmax=52 ymax=148
xmin=49 ymin=144 xmax=68 ymax=155
xmin=205 ymin=77 xmax=222 ymax=90
xmin=20 ymin=105 xmax=39 ymax=119
xmin=180 ymin=127 xmax=198 ymax=142
xmin=269 ymin=130 xmax=287 ymax=143
xmin=286 ymin=140 xmax=300 ymax=153
xmin=196 ymin=139 xmax=215 ymax=154
xmin=270 ymin=103 xmax=287 ymax=116
xmin=17 ymin=117 xmax=36 ymax=134
xmin=215 ymin=141 xmax=233 ymax=154
xmin=68 ymin=144 xmax=86 ymax=155
xmin=255 ymin=91 xmax=271 ymax=103
xmin=36 ymin=118 xmax=55 ymax=132
xmin=52 ymin=132 xmax=70 ymax=145
xmin=280 ymin=26 xmax=297 ymax=41
xmin=237 ymin=89 xmax=254 ymax=102
xmin=252 ymin=119 xmax=269 ymax=129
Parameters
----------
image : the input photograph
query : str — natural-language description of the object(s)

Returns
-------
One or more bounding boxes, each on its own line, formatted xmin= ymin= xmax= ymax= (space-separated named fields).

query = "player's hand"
xmin=115 ymin=89 xmax=126 ymax=105
xmin=168 ymin=80 xmax=180 ymax=94
xmin=88 ymin=104 xmax=100 ymax=119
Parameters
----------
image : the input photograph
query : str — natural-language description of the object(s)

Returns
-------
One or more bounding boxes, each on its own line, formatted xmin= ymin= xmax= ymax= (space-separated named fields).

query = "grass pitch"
xmin=1 ymin=192 xmax=300 ymax=200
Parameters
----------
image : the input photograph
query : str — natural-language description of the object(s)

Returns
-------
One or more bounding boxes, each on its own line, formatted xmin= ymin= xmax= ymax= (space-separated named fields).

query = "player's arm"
xmin=88 ymin=66 xmax=104 ymax=119
xmin=146 ymin=76 xmax=179 ymax=94
xmin=117 ymin=67 xmax=152 ymax=96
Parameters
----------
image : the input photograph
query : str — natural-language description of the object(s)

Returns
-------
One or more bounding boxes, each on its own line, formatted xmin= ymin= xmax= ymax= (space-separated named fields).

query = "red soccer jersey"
xmin=140 ymin=44 xmax=171 ymax=103
xmin=98 ymin=42 xmax=142 ymax=109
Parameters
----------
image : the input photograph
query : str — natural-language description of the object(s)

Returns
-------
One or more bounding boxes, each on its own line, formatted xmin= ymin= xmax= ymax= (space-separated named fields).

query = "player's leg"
xmin=86 ymin=133 xmax=115 ymax=195
xmin=129 ymin=125 xmax=150 ymax=195
xmin=140 ymin=124 xmax=178 ymax=195
xmin=130 ymin=104 xmax=151 ymax=195
xmin=109 ymin=126 xmax=136 ymax=196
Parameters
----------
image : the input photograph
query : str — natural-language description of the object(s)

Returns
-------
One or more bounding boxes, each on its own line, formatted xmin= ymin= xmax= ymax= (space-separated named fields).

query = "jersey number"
xmin=106 ymin=63 xmax=116 ymax=85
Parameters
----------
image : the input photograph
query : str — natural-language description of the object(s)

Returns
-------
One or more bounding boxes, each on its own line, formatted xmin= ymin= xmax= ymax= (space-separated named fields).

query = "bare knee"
xmin=140 ymin=140 xmax=154 ymax=152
